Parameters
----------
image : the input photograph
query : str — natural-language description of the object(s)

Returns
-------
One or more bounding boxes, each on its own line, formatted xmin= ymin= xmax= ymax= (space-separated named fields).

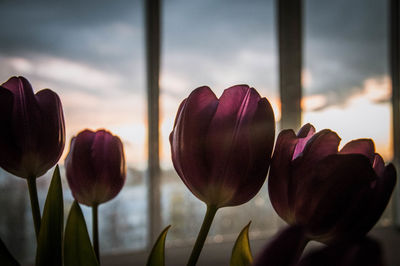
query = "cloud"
xmin=301 ymin=94 xmax=327 ymax=111
xmin=304 ymin=0 xmax=388 ymax=101
xmin=0 ymin=0 xmax=391 ymax=167
xmin=0 ymin=0 xmax=145 ymax=92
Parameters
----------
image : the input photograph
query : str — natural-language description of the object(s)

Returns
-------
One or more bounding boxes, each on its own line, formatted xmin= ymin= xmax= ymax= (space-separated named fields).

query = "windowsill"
xmin=95 ymin=226 xmax=400 ymax=266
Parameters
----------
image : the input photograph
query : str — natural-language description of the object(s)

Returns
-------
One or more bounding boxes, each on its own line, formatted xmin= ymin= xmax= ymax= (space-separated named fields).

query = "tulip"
xmin=253 ymin=225 xmax=308 ymax=266
xmin=65 ymin=129 xmax=126 ymax=206
xmin=170 ymin=85 xmax=275 ymax=208
xmin=65 ymin=129 xmax=126 ymax=262
xmin=170 ymin=85 xmax=275 ymax=265
xmin=297 ymin=237 xmax=385 ymax=266
xmin=0 ymin=76 xmax=65 ymax=239
xmin=0 ymin=76 xmax=65 ymax=179
xmin=269 ymin=123 xmax=396 ymax=245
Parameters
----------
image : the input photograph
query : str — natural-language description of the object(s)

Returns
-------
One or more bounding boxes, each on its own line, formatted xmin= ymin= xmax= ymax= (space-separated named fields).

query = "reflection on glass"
xmin=161 ymin=0 xmax=281 ymax=244
xmin=0 ymin=1 xmax=147 ymax=262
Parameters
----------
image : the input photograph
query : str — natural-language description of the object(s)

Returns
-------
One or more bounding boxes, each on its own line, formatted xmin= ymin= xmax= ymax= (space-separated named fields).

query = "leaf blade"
xmin=146 ymin=225 xmax=171 ymax=266
xmin=0 ymin=237 xmax=20 ymax=266
xmin=230 ymin=221 xmax=253 ymax=266
xmin=36 ymin=165 xmax=64 ymax=266
xmin=64 ymin=201 xmax=99 ymax=266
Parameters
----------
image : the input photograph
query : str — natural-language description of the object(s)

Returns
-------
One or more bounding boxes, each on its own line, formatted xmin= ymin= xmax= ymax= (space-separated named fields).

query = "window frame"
xmin=144 ymin=0 xmax=400 ymax=250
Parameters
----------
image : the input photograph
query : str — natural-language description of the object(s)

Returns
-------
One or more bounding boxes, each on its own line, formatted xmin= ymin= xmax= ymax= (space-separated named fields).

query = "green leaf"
xmin=146 ymin=225 xmax=171 ymax=266
xmin=0 ymin=237 xmax=20 ymax=266
xmin=230 ymin=221 xmax=253 ymax=266
xmin=64 ymin=201 xmax=99 ymax=266
xmin=36 ymin=165 xmax=63 ymax=266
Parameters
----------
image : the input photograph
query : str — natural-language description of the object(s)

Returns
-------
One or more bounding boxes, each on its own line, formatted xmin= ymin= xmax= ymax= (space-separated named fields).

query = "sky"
xmin=0 ymin=0 xmax=393 ymax=168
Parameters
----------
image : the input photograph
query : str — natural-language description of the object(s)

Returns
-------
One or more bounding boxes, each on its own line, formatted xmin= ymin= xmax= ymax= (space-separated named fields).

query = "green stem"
xmin=27 ymin=177 xmax=41 ymax=240
xmin=187 ymin=205 xmax=218 ymax=266
xmin=92 ymin=204 xmax=100 ymax=264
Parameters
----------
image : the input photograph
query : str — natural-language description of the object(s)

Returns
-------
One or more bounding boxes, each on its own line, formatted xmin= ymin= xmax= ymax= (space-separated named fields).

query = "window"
xmin=160 ymin=0 xmax=282 ymax=244
xmin=303 ymin=0 xmax=393 ymax=225
xmin=304 ymin=0 xmax=392 ymax=161
xmin=0 ymin=0 xmax=398 ymax=264
xmin=0 ymin=1 xmax=147 ymax=261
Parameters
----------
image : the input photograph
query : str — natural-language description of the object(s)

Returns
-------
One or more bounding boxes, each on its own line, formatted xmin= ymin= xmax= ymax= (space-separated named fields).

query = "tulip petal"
xmin=292 ymin=124 xmax=315 ymax=160
xmin=0 ymin=86 xmax=21 ymax=176
xmin=294 ymin=154 xmax=375 ymax=243
xmin=268 ymin=129 xmax=298 ymax=223
xmin=357 ymin=163 xmax=396 ymax=237
xmin=297 ymin=123 xmax=315 ymax=138
xmin=372 ymin=153 xmax=385 ymax=178
xmin=294 ymin=129 xmax=340 ymax=165
xmin=169 ymin=99 xmax=186 ymax=184
xmin=91 ymin=130 xmax=126 ymax=204
xmin=170 ymin=86 xmax=219 ymax=203
xmin=253 ymin=225 xmax=308 ymax=266
xmin=339 ymin=139 xmax=375 ymax=163
xmin=205 ymin=85 xmax=261 ymax=206
xmin=34 ymin=89 xmax=65 ymax=176
xmin=291 ymin=130 xmax=340 ymax=218
xmin=2 ymin=77 xmax=39 ymax=154
xmin=65 ymin=130 xmax=96 ymax=205
xmin=228 ymin=97 xmax=275 ymax=206
xmin=1 ymin=77 xmax=42 ymax=177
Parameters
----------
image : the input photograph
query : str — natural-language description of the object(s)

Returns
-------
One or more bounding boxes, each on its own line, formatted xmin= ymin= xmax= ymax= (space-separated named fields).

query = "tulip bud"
xmin=268 ymin=123 xmax=396 ymax=244
xmin=170 ymin=85 xmax=275 ymax=208
xmin=65 ymin=129 xmax=126 ymax=206
xmin=0 ymin=76 xmax=65 ymax=178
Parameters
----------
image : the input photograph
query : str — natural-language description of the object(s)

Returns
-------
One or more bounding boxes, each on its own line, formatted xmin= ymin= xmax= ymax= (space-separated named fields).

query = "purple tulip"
xmin=269 ymin=123 xmax=396 ymax=244
xmin=297 ymin=237 xmax=386 ymax=266
xmin=65 ymin=129 xmax=126 ymax=206
xmin=170 ymin=85 xmax=275 ymax=208
xmin=253 ymin=225 xmax=308 ymax=266
xmin=0 ymin=76 xmax=65 ymax=178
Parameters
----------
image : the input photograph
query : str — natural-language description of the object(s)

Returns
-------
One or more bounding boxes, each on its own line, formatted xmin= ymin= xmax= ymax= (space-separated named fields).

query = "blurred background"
xmin=0 ymin=0 xmax=396 ymax=264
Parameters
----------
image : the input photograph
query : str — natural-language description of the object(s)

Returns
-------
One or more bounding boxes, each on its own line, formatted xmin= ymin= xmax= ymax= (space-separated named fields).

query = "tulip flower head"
xmin=269 ymin=124 xmax=396 ymax=244
xmin=170 ymin=85 xmax=275 ymax=208
xmin=65 ymin=129 xmax=126 ymax=206
xmin=253 ymin=225 xmax=308 ymax=266
xmin=0 ymin=76 xmax=65 ymax=178
xmin=297 ymin=237 xmax=385 ymax=266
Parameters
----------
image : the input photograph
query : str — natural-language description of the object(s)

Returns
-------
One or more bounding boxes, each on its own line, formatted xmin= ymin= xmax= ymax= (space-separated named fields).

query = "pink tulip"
xmin=65 ymin=129 xmax=126 ymax=206
xmin=269 ymin=124 xmax=396 ymax=244
xmin=170 ymin=85 xmax=275 ymax=208
xmin=0 ymin=76 xmax=65 ymax=178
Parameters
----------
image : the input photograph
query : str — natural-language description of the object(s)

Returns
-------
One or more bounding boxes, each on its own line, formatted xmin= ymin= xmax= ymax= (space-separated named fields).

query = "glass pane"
xmin=0 ymin=1 xmax=147 ymax=262
xmin=161 ymin=0 xmax=281 ymax=244
xmin=303 ymin=0 xmax=392 ymax=224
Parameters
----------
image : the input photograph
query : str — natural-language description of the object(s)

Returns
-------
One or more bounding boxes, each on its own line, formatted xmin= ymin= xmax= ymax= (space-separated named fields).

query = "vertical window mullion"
xmin=145 ymin=0 xmax=162 ymax=247
xmin=277 ymin=0 xmax=303 ymax=131
xmin=390 ymin=0 xmax=400 ymax=225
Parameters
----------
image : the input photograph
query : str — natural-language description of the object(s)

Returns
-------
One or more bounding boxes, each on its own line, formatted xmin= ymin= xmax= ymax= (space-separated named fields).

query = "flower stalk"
xmin=187 ymin=205 xmax=218 ymax=266
xmin=92 ymin=204 xmax=99 ymax=263
xmin=27 ymin=177 xmax=41 ymax=240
